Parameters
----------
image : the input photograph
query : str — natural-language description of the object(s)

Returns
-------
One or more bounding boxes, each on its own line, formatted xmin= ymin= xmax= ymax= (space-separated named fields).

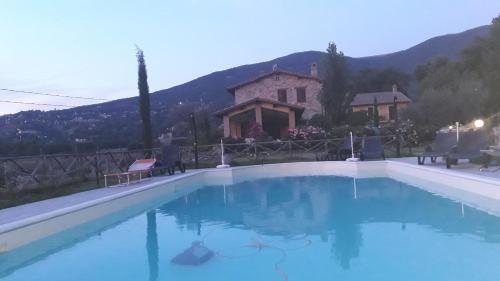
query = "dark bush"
xmin=347 ymin=111 xmax=369 ymax=126
xmin=308 ymin=114 xmax=332 ymax=129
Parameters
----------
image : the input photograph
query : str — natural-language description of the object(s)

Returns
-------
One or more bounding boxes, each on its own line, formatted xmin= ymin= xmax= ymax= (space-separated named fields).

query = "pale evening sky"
xmin=1 ymin=0 xmax=499 ymax=115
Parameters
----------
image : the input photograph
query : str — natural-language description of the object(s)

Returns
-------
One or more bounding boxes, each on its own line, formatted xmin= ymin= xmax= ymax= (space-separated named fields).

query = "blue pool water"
xmin=2 ymin=176 xmax=500 ymax=280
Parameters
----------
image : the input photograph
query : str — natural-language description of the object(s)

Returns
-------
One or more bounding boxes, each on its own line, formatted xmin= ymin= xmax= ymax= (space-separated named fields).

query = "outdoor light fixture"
xmin=448 ymin=125 xmax=454 ymax=130
xmin=474 ymin=119 xmax=485 ymax=128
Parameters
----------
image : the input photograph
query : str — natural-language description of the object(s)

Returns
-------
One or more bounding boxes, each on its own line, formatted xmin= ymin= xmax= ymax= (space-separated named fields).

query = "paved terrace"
xmin=0 ymin=171 xmax=202 ymax=227
xmin=392 ymin=157 xmax=500 ymax=180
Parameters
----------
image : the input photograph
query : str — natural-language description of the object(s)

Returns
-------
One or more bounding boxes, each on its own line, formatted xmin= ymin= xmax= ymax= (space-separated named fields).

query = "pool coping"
xmin=0 ymin=170 xmax=207 ymax=234
xmin=386 ymin=160 xmax=500 ymax=186
xmin=2 ymin=160 xmax=500 ymax=253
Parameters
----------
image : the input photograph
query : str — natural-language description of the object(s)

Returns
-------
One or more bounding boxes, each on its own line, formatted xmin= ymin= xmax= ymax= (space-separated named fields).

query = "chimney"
xmin=310 ymin=63 xmax=318 ymax=78
xmin=392 ymin=84 xmax=398 ymax=93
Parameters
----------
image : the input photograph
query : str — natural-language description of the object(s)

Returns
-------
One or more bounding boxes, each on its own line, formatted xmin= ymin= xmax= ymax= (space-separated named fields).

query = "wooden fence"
xmin=0 ymin=135 xmax=411 ymax=192
xmin=0 ymin=149 xmax=160 ymax=192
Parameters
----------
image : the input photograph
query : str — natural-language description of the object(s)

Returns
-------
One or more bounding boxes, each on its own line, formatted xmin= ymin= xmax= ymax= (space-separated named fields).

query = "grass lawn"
xmin=0 ymin=180 xmax=103 ymax=210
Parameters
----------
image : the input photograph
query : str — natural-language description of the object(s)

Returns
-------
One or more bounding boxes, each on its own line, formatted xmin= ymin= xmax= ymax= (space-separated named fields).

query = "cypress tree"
xmin=319 ymin=42 xmax=349 ymax=125
xmin=136 ymin=47 xmax=153 ymax=154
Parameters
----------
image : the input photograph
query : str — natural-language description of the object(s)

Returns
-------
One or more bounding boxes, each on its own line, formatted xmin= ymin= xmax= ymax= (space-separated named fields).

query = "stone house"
xmin=216 ymin=64 xmax=322 ymax=139
xmin=350 ymin=85 xmax=411 ymax=122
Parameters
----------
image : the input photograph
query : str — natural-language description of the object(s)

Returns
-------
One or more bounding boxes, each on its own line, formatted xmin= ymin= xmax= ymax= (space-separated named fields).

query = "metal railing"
xmin=180 ymin=135 xmax=412 ymax=165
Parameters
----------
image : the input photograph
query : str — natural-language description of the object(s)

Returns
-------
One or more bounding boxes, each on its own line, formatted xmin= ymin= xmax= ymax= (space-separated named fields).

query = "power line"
xmin=0 ymin=88 xmax=109 ymax=101
xmin=0 ymin=100 xmax=72 ymax=108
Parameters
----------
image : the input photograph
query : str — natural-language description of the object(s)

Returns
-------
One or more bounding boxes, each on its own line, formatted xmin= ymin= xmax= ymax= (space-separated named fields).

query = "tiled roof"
xmin=214 ymin=97 xmax=305 ymax=117
xmin=226 ymin=70 xmax=321 ymax=95
xmin=350 ymin=91 xmax=411 ymax=106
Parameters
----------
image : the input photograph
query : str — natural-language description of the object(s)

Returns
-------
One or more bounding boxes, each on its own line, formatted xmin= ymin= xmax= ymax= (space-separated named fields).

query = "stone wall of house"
xmin=352 ymin=103 xmax=409 ymax=122
xmin=234 ymin=73 xmax=322 ymax=119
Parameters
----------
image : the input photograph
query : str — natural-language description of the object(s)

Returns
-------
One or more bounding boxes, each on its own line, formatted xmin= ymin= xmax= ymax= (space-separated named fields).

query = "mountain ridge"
xmin=150 ymin=25 xmax=490 ymax=109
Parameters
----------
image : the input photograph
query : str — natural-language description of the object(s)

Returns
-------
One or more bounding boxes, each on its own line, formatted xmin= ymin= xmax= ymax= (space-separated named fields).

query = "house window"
xmin=296 ymin=87 xmax=306 ymax=103
xmin=278 ymin=89 xmax=287 ymax=103
xmin=389 ymin=105 xmax=396 ymax=120
xmin=275 ymin=75 xmax=280 ymax=81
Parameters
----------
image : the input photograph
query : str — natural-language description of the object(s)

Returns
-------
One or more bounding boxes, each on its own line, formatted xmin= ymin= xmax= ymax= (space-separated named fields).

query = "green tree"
xmin=405 ymin=76 xmax=486 ymax=127
xmin=351 ymin=68 xmax=410 ymax=94
xmin=308 ymin=113 xmax=333 ymax=129
xmin=414 ymin=57 xmax=451 ymax=83
xmin=406 ymin=16 xmax=500 ymax=127
xmin=461 ymin=15 xmax=500 ymax=114
xmin=414 ymin=57 xmax=460 ymax=94
xmin=408 ymin=14 xmax=500 ymax=127
xmin=320 ymin=42 xmax=350 ymax=126
xmin=195 ymin=103 xmax=215 ymax=143
xmin=405 ymin=15 xmax=500 ymax=128
xmin=136 ymin=47 xmax=153 ymax=153
xmin=347 ymin=111 xmax=369 ymax=126
xmin=166 ymin=101 xmax=219 ymax=144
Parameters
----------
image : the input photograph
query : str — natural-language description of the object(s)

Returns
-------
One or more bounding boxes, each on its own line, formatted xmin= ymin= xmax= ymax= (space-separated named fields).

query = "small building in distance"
xmin=349 ymin=85 xmax=411 ymax=122
xmin=216 ymin=64 xmax=322 ymax=139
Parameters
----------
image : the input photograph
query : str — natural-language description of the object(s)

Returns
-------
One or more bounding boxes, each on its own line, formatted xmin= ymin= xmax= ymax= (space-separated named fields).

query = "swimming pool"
xmin=2 ymin=175 xmax=500 ymax=281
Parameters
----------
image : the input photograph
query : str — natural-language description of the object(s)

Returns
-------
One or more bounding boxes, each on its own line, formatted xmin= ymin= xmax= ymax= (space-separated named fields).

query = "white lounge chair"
xmin=104 ymin=159 xmax=156 ymax=187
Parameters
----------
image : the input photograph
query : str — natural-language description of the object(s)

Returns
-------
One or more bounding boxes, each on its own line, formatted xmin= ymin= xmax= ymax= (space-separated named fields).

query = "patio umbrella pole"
xmin=346 ymin=131 xmax=359 ymax=162
xmin=216 ymin=139 xmax=230 ymax=168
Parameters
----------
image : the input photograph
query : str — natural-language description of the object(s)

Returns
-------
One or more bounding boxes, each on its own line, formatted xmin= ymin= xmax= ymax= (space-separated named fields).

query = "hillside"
xmin=0 ymin=25 xmax=490 ymax=153
xmin=350 ymin=25 xmax=490 ymax=73
xmin=152 ymin=25 xmax=490 ymax=108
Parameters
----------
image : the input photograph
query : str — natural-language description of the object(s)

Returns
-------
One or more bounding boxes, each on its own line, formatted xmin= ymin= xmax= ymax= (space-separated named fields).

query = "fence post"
xmin=190 ymin=113 xmax=200 ymax=169
xmin=1 ymin=161 xmax=6 ymax=190
xmin=288 ymin=140 xmax=292 ymax=159
xmin=105 ymin=155 xmax=109 ymax=174
xmin=254 ymin=142 xmax=258 ymax=161
xmin=94 ymin=151 xmax=100 ymax=186
xmin=394 ymin=95 xmax=401 ymax=158
xmin=396 ymin=132 xmax=401 ymax=158
xmin=41 ymin=154 xmax=48 ymax=186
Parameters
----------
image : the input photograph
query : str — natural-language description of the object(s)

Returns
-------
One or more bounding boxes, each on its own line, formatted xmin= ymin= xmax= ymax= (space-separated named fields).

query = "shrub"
xmin=330 ymin=126 xmax=351 ymax=139
xmin=347 ymin=111 xmax=369 ymax=126
xmin=380 ymin=120 xmax=423 ymax=147
xmin=247 ymin=122 xmax=270 ymax=141
xmin=222 ymin=136 xmax=244 ymax=144
xmin=308 ymin=114 xmax=332 ymax=129
xmin=288 ymin=126 xmax=328 ymax=140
